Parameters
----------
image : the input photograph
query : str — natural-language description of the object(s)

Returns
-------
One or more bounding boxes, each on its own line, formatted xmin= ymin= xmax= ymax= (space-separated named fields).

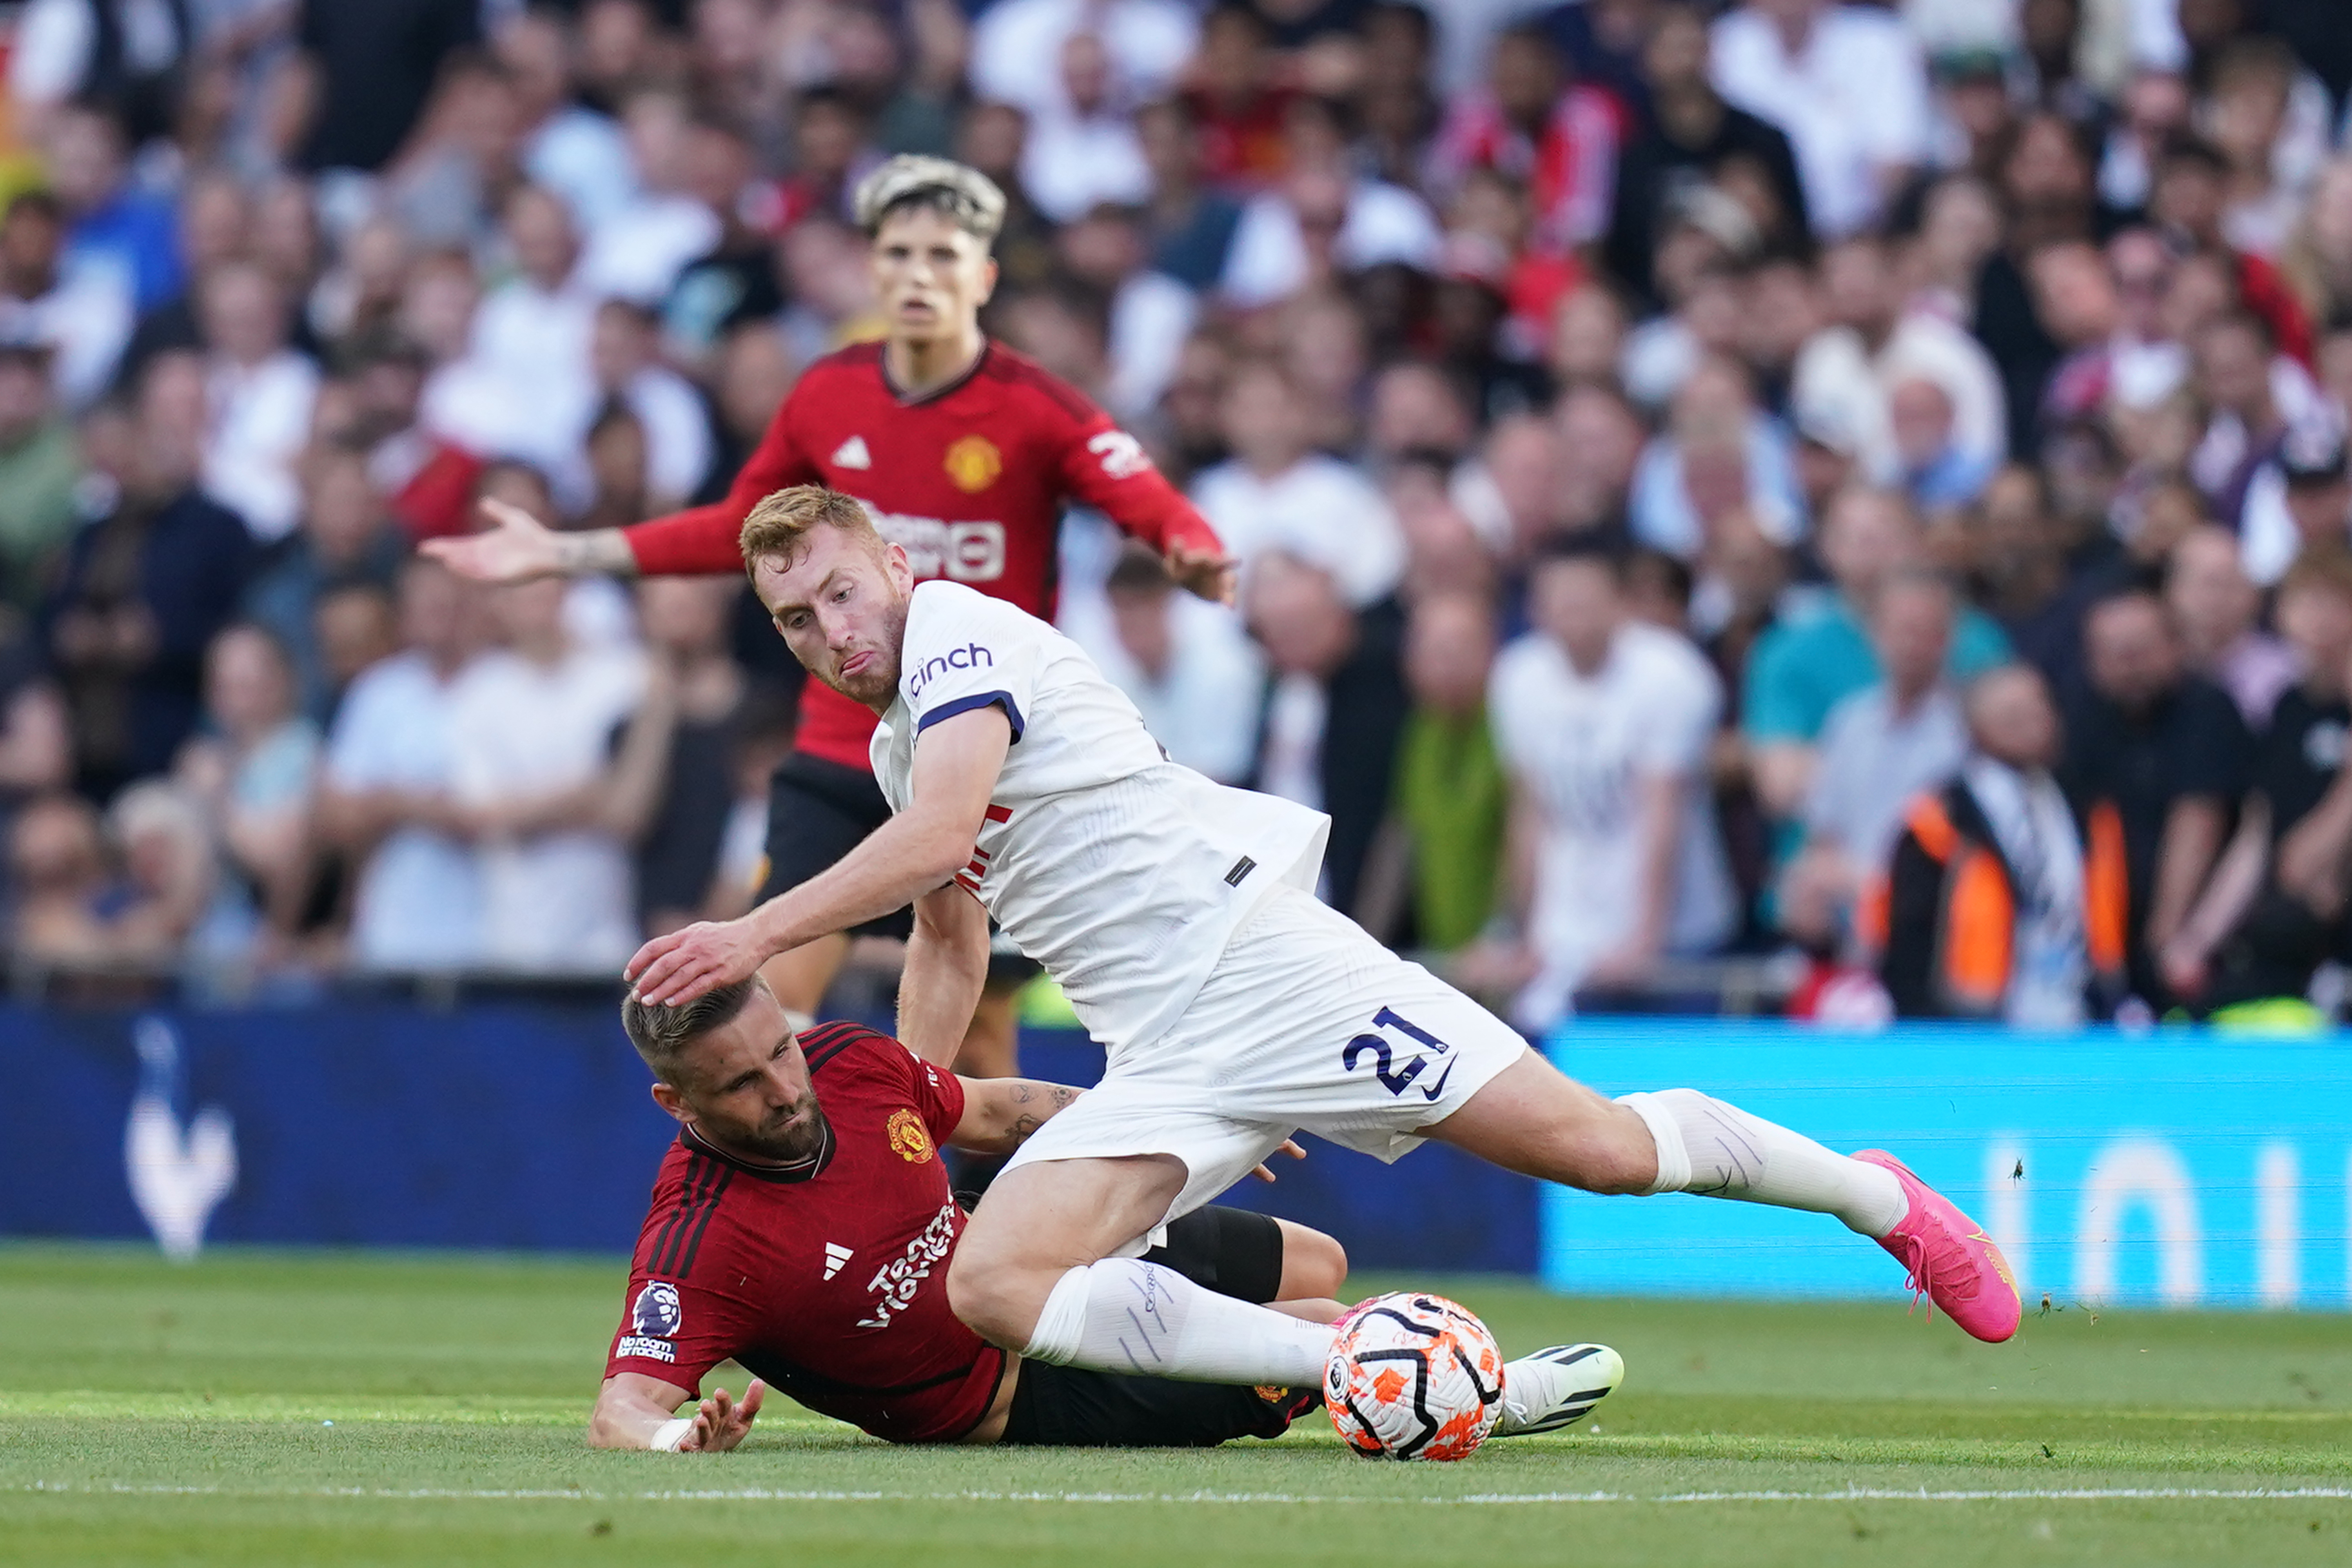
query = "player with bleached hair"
xmin=625 ymin=484 xmax=2022 ymax=1407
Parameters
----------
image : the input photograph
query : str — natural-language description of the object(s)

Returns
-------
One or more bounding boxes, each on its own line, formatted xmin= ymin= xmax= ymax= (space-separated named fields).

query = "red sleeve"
xmin=1054 ymin=402 xmax=1226 ymax=561
xmin=898 ymin=1047 xmax=967 ymax=1145
xmin=604 ymin=1271 xmax=760 ymax=1396
xmin=624 ymin=385 xmax=822 ymax=576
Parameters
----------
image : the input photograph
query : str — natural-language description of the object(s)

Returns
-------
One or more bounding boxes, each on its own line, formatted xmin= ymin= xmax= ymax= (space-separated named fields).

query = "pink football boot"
xmin=1853 ymin=1150 xmax=2022 ymax=1343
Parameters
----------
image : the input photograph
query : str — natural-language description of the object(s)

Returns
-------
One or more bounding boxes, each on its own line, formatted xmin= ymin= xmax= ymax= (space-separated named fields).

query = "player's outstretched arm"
xmin=588 ymin=1373 xmax=765 ymax=1452
xmin=420 ymin=497 xmax=639 ymax=583
xmin=627 ymin=707 xmax=1013 ymax=1004
xmin=899 ymin=882 xmax=991 ymax=1067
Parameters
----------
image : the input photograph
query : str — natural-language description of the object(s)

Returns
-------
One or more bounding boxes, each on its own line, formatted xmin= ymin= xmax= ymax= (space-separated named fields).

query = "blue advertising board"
xmin=1543 ymin=1020 xmax=2352 ymax=1309
xmin=0 ymin=1004 xmax=1539 ymax=1274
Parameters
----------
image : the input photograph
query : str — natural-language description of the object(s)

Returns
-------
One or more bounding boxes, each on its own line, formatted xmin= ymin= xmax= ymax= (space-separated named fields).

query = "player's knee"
xmin=1276 ymin=1221 xmax=1348 ymax=1301
xmin=945 ymin=1243 xmax=1043 ymax=1348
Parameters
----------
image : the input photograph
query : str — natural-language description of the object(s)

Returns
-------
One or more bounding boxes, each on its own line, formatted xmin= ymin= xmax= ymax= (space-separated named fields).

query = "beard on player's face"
xmin=733 ymin=1093 xmax=832 ymax=1164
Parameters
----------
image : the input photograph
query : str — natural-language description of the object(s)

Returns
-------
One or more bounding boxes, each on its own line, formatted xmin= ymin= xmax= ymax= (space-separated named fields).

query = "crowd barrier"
xmin=6 ymin=1004 xmax=2343 ymax=1308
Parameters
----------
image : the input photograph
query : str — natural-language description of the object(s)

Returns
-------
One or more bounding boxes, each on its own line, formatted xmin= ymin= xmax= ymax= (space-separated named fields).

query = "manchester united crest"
xmin=885 ymin=1107 xmax=935 ymax=1163
xmin=943 ymin=434 xmax=1002 ymax=492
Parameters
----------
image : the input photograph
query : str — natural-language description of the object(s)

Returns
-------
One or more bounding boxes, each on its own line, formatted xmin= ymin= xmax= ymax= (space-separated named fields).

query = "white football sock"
xmin=1022 ymin=1259 xmax=1335 ymax=1385
xmin=1616 ymin=1089 xmax=1907 ymax=1237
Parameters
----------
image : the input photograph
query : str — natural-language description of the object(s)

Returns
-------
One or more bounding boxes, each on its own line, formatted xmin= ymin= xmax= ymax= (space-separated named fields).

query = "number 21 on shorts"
xmin=1341 ymin=1008 xmax=1455 ymax=1101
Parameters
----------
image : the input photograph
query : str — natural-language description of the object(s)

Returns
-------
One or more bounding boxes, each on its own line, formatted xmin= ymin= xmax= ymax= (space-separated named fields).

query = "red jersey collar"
xmin=681 ymin=1119 xmax=836 ymax=1184
xmin=879 ymin=338 xmax=992 ymax=407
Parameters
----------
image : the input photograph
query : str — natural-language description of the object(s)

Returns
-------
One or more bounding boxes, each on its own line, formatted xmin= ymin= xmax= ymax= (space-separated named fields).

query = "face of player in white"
xmin=651 ymin=985 xmax=833 ymax=1165
xmin=869 ymin=205 xmax=996 ymax=350
xmin=754 ymin=524 xmax=915 ymax=712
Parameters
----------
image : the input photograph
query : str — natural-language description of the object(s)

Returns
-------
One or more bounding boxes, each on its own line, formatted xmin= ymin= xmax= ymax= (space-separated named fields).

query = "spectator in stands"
xmin=278 ymin=0 xmax=485 ymax=180
xmin=318 ymin=559 xmax=485 ymax=974
xmin=6 ymin=792 xmax=113 ymax=963
xmin=45 ymin=101 xmax=182 ymax=315
xmin=1076 ymin=549 xmax=1262 ymax=785
xmin=0 ymin=336 xmax=82 ymax=614
xmin=446 ymin=575 xmax=646 ymax=975
xmin=970 ymin=0 xmax=1198 ymax=124
xmin=339 ymin=330 xmax=485 ymax=543
xmin=627 ymin=577 xmax=751 ymax=939
xmin=2062 ymin=584 xmax=2250 ymax=1012
xmin=1791 ymin=232 xmax=2007 ymax=489
xmin=1742 ymin=486 xmax=2009 ymax=826
xmin=47 ymin=352 xmax=254 ymax=800
xmin=314 ymin=581 xmax=399 ymax=722
xmin=1880 ymin=663 xmax=2116 ymax=1025
xmin=1629 ymin=352 xmax=1804 ymax=559
xmin=2241 ymin=423 xmax=2352 ymax=589
xmin=1605 ymin=1 xmax=1806 ymax=310
xmin=1708 ymin=0 xmax=1930 ymax=240
xmin=1429 ymin=21 xmax=1623 ymax=256
xmin=497 ymin=6 xmax=635 ymax=235
xmin=242 ymin=443 xmax=410 ymax=724
xmin=1889 ymin=377 xmax=1995 ymax=517
xmin=1192 ymin=356 xmax=1404 ymax=606
xmin=1779 ymin=569 xmax=1970 ymax=948
xmin=1365 ymin=589 xmax=1506 ymax=956
xmin=1971 ymin=464 xmax=2112 ymax=701
xmin=1135 ymin=98 xmax=1244 ymax=294
xmin=2190 ymin=551 xmax=2352 ymax=1014
xmin=2166 ymin=524 xmax=2296 ymax=731
xmin=0 ymin=189 xmax=133 ymax=410
xmin=174 ymin=624 xmax=322 ymax=953
xmin=589 ymin=299 xmax=715 ymax=513
xmin=198 ymin=260 xmax=319 ymax=541
xmin=577 ymin=87 xmax=723 ymax=307
xmin=1484 ymin=540 xmax=1734 ymax=1027
xmin=1242 ymin=552 xmax=1406 ymax=920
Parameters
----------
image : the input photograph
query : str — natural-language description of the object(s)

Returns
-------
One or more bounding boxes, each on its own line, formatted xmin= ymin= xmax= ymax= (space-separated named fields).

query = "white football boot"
xmin=1489 ymin=1343 xmax=1625 ymax=1438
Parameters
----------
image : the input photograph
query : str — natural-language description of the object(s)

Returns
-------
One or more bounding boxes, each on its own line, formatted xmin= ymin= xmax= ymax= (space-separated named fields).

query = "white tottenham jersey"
xmin=873 ymin=581 xmax=1330 ymax=1054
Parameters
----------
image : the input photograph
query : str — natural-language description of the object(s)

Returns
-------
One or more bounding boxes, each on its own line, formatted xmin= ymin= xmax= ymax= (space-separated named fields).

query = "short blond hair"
xmin=738 ymin=485 xmax=882 ymax=579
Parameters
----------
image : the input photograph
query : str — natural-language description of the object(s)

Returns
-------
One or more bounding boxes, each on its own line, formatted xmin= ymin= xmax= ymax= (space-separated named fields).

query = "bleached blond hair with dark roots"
xmin=852 ymin=155 xmax=1006 ymax=242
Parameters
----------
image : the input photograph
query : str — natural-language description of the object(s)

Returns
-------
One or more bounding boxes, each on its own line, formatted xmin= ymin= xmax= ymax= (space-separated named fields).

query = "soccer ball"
xmin=1324 ymin=1292 xmax=1504 ymax=1461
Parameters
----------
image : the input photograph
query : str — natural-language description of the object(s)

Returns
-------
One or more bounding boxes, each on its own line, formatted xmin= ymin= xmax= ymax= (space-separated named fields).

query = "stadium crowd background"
xmin=0 ymin=0 xmax=2348 ymax=1031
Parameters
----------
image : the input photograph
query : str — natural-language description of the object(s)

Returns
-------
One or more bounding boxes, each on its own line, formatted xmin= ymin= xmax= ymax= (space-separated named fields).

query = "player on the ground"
xmin=423 ymin=154 xmax=1230 ymax=1078
xmin=625 ymin=487 xmax=2024 ymax=1405
xmin=590 ymin=974 xmax=1622 ymax=1450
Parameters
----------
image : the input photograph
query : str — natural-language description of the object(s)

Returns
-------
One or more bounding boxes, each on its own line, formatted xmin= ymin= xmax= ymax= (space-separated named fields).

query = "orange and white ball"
xmin=1325 ymin=1292 xmax=1504 ymax=1461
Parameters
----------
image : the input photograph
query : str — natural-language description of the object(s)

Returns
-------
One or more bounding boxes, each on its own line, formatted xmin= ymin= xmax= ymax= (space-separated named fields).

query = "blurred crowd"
xmin=1 ymin=0 xmax=2351 ymax=1025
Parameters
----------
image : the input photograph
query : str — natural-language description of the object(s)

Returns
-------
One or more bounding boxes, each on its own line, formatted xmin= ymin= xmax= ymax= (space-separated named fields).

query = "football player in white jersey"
xmin=627 ymin=485 xmax=2023 ymax=1411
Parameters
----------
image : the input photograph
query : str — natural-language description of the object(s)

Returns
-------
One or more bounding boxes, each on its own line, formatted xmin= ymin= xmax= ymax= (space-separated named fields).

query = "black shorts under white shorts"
xmin=756 ymin=753 xmax=1043 ymax=985
xmin=997 ymin=1205 xmax=1323 ymax=1447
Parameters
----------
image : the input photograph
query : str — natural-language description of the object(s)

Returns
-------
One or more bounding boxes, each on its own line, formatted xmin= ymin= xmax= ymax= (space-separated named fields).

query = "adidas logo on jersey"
xmin=822 ymin=1242 xmax=855 ymax=1281
xmin=831 ymin=436 xmax=872 ymax=470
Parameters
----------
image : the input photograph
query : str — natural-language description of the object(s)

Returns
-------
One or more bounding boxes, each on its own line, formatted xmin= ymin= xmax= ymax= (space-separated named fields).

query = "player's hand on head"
xmin=626 ymin=918 xmax=764 ymax=1005
xmin=1164 ymin=542 xmax=1237 ymax=606
xmin=678 ymin=1379 xmax=765 ymax=1453
xmin=418 ymin=497 xmax=565 ymax=583
xmin=1250 ymin=1138 xmax=1306 ymax=1183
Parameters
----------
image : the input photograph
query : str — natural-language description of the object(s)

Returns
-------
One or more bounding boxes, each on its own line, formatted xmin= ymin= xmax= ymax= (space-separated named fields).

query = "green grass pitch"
xmin=5 ymin=1245 xmax=2351 ymax=1566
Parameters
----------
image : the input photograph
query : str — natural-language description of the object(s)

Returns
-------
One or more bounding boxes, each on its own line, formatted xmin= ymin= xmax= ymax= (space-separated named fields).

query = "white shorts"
xmin=1001 ymin=884 xmax=1530 ymax=1236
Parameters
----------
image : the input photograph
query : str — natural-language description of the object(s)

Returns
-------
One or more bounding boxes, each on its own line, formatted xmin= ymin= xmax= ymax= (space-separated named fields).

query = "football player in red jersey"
xmin=424 ymin=156 xmax=1231 ymax=1082
xmin=590 ymin=975 xmax=1348 ymax=1451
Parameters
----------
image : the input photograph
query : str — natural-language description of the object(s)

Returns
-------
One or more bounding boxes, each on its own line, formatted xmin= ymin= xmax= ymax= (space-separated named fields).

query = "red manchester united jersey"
xmin=623 ymin=340 xmax=1221 ymax=769
xmin=603 ymin=1022 xmax=1005 ymax=1445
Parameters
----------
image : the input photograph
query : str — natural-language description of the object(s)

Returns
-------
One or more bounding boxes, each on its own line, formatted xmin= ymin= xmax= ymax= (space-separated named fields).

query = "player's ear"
xmin=884 ymin=541 xmax=914 ymax=590
xmin=978 ymin=256 xmax=998 ymax=307
xmin=649 ymin=1081 xmax=689 ymax=1124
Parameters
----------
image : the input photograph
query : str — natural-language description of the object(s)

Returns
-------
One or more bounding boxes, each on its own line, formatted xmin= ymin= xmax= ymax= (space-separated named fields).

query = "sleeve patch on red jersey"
xmin=618 ymin=1281 xmax=683 ymax=1362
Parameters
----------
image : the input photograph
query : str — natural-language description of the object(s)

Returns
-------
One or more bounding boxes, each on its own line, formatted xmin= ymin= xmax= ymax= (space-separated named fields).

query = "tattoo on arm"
xmin=559 ymin=529 xmax=640 ymax=577
xmin=1002 ymin=1083 xmax=1079 ymax=1146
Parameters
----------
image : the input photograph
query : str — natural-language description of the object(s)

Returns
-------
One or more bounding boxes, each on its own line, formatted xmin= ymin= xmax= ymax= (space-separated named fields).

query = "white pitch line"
xmin=14 ymin=1481 xmax=2352 ymax=1506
